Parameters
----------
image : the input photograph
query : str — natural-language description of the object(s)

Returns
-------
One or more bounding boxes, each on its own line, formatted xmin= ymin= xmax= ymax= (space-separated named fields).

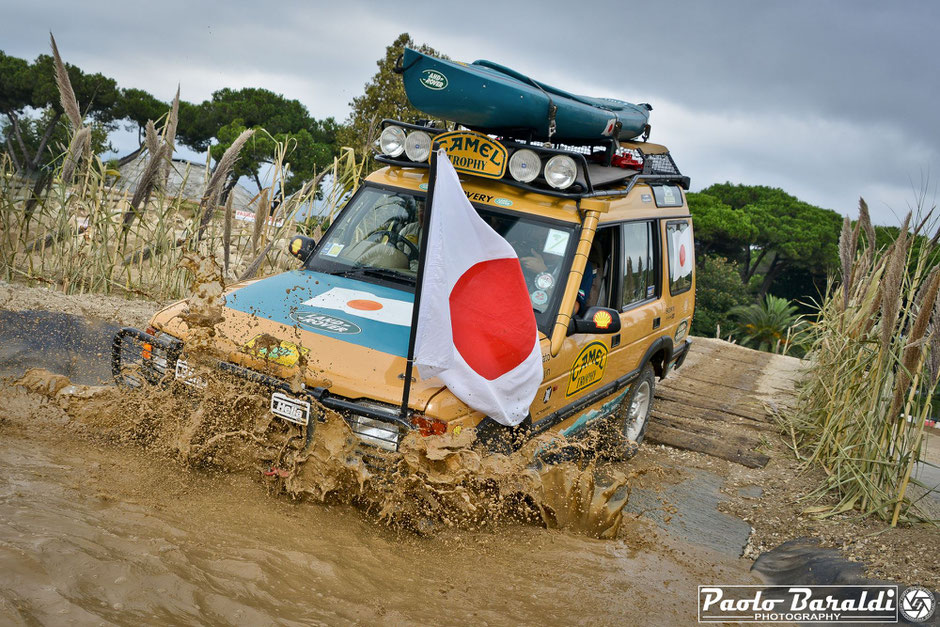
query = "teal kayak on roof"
xmin=400 ymin=47 xmax=652 ymax=142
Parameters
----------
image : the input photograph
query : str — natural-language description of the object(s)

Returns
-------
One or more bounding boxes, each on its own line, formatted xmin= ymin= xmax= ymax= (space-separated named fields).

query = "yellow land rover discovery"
xmin=112 ymin=120 xmax=694 ymax=458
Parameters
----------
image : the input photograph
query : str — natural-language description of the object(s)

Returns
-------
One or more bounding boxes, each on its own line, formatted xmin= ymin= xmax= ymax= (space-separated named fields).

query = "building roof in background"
xmin=114 ymin=155 xmax=257 ymax=211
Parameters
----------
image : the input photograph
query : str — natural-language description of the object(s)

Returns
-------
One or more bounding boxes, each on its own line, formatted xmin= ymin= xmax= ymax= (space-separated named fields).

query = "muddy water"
xmin=0 ymin=400 xmax=755 ymax=625
xmin=0 ymin=310 xmax=760 ymax=624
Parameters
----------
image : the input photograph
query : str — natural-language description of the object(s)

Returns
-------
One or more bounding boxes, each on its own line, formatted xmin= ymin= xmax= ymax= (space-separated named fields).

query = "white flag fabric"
xmin=413 ymin=149 xmax=542 ymax=426
xmin=302 ymin=287 xmax=412 ymax=326
xmin=671 ymin=224 xmax=694 ymax=280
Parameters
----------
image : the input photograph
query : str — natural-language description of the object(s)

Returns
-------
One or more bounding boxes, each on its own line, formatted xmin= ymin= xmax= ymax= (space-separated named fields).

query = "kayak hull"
xmin=401 ymin=48 xmax=650 ymax=142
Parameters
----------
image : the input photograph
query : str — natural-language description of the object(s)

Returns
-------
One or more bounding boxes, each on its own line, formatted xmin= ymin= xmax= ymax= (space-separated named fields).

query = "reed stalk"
xmin=789 ymin=198 xmax=939 ymax=525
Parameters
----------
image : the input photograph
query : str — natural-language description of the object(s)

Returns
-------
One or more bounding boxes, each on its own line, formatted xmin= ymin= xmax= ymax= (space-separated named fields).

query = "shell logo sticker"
xmin=434 ymin=130 xmax=507 ymax=179
xmin=566 ymin=341 xmax=608 ymax=397
xmin=244 ymin=335 xmax=309 ymax=367
xmin=593 ymin=310 xmax=613 ymax=329
xmin=419 ymin=69 xmax=448 ymax=90
xmin=290 ymin=237 xmax=302 ymax=255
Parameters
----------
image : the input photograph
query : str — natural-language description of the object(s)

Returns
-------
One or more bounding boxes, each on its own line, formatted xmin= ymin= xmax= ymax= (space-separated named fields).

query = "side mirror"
xmin=569 ymin=306 xmax=621 ymax=335
xmin=288 ymin=235 xmax=316 ymax=262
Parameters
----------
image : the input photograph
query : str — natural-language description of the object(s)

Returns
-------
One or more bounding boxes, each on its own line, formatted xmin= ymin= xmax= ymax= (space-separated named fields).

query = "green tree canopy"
xmin=1 ymin=50 xmax=120 ymax=173
xmin=338 ymin=33 xmax=446 ymax=161
xmin=113 ymin=87 xmax=169 ymax=142
xmin=686 ymin=191 xmax=756 ymax=258
xmin=692 ymin=183 xmax=842 ymax=298
xmin=202 ymin=88 xmax=340 ymax=195
xmin=691 ymin=255 xmax=750 ymax=338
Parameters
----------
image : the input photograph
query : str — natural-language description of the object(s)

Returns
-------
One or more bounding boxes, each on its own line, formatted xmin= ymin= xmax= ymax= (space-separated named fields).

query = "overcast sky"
xmin=2 ymin=0 xmax=937 ymax=225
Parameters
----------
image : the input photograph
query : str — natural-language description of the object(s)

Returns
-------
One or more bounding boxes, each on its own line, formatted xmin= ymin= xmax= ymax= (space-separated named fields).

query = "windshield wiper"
xmin=345 ymin=266 xmax=414 ymax=284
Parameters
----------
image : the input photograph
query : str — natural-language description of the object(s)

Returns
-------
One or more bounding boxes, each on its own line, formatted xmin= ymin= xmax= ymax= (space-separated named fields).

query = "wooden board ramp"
xmin=647 ymin=337 xmax=803 ymax=468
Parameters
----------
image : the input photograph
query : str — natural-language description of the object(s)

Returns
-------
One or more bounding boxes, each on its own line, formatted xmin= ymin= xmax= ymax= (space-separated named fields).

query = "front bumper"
xmin=111 ymin=327 xmax=412 ymax=451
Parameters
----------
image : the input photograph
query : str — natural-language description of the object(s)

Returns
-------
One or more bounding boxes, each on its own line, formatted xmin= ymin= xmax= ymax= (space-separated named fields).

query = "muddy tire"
xmin=611 ymin=363 xmax=655 ymax=460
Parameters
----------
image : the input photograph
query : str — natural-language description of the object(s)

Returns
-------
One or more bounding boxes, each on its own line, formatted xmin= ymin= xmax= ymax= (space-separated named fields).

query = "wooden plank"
xmin=653 ymin=399 xmax=777 ymax=432
xmin=656 ymin=387 xmax=769 ymax=423
xmin=645 ymin=420 xmax=770 ymax=469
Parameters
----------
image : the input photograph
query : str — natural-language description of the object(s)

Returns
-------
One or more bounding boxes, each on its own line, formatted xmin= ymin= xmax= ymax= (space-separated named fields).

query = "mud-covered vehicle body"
xmin=113 ymin=120 xmax=694 ymax=455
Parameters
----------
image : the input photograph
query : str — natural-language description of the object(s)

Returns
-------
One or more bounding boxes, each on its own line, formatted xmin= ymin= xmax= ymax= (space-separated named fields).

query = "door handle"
xmin=611 ymin=334 xmax=621 ymax=348
xmin=652 ymin=317 xmax=661 ymax=329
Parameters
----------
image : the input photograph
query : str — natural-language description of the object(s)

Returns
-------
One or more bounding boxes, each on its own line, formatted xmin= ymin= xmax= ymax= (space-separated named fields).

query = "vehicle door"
xmin=531 ymin=225 xmax=622 ymax=423
xmin=614 ymin=220 xmax=666 ymax=374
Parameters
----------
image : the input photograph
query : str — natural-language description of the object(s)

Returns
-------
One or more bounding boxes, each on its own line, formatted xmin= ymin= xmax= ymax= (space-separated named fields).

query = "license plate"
xmin=174 ymin=359 xmax=207 ymax=388
xmin=270 ymin=392 xmax=311 ymax=426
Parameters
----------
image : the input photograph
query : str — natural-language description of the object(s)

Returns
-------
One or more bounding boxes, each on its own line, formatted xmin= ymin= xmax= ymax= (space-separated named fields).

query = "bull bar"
xmin=111 ymin=327 xmax=413 ymax=451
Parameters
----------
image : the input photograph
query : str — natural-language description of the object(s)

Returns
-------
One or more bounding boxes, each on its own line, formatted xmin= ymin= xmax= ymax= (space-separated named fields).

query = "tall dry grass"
xmin=0 ymin=36 xmax=363 ymax=301
xmin=790 ymin=198 xmax=939 ymax=525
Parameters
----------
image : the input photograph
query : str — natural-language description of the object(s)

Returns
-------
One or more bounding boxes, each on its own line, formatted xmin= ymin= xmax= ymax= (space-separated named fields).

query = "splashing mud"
xmin=19 ymin=366 xmax=643 ymax=539
xmin=176 ymin=253 xmax=226 ymax=356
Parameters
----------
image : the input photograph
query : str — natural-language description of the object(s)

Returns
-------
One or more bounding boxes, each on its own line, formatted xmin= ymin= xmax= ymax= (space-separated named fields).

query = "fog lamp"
xmin=404 ymin=131 xmax=432 ymax=162
xmin=379 ymin=126 xmax=406 ymax=157
xmin=544 ymin=155 xmax=578 ymax=189
xmin=508 ymin=149 xmax=541 ymax=183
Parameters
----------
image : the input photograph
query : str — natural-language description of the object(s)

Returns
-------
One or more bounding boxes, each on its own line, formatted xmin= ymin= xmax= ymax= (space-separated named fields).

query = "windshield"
xmin=307 ymin=185 xmax=575 ymax=324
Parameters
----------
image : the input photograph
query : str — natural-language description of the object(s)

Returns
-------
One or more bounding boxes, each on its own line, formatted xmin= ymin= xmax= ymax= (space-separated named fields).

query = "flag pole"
xmin=400 ymin=145 xmax=440 ymax=420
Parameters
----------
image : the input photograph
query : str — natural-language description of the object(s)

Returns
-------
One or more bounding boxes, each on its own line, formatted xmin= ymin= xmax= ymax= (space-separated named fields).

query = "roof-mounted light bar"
xmin=373 ymin=119 xmax=688 ymax=199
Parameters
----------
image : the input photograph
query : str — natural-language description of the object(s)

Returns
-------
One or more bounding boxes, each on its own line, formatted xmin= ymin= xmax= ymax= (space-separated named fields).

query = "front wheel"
xmin=612 ymin=363 xmax=655 ymax=459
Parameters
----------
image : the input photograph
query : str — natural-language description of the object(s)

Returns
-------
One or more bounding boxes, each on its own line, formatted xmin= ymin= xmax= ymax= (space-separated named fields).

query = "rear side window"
xmin=622 ymin=221 xmax=656 ymax=309
xmin=666 ymin=220 xmax=693 ymax=295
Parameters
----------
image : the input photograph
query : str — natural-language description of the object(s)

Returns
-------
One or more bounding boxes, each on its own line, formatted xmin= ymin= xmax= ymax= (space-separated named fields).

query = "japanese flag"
xmin=413 ymin=150 xmax=542 ymax=426
xmin=302 ymin=288 xmax=412 ymax=326
xmin=671 ymin=224 xmax=694 ymax=280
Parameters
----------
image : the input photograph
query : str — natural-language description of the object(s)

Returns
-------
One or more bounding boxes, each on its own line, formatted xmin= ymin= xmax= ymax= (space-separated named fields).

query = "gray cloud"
xmin=1 ymin=0 xmax=936 ymax=225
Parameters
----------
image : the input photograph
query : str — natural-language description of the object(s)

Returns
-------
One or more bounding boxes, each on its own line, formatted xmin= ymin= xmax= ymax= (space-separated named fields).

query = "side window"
xmin=581 ymin=226 xmax=618 ymax=312
xmin=666 ymin=220 xmax=693 ymax=295
xmin=622 ymin=221 xmax=655 ymax=309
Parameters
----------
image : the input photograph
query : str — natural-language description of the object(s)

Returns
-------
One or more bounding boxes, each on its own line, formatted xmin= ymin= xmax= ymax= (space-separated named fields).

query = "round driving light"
xmin=508 ymin=149 xmax=541 ymax=183
xmin=404 ymin=131 xmax=432 ymax=162
xmin=379 ymin=126 xmax=406 ymax=157
xmin=544 ymin=155 xmax=578 ymax=189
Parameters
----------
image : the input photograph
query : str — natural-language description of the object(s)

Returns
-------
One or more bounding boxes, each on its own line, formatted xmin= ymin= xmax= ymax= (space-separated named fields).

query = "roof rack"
xmin=373 ymin=119 xmax=690 ymax=200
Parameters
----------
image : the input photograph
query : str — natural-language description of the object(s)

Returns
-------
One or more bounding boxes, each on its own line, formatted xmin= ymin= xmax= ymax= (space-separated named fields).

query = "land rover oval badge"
xmin=420 ymin=69 xmax=448 ymax=90
xmin=292 ymin=311 xmax=361 ymax=335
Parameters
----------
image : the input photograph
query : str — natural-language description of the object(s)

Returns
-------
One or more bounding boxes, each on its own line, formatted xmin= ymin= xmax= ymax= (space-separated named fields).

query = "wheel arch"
xmin=641 ymin=335 xmax=674 ymax=380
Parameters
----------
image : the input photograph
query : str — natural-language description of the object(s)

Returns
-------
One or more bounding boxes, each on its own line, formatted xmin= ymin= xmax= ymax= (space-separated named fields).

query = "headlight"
xmin=508 ymin=149 xmax=541 ymax=183
xmin=379 ymin=126 xmax=406 ymax=157
xmin=404 ymin=130 xmax=432 ymax=162
xmin=544 ymin=155 xmax=578 ymax=189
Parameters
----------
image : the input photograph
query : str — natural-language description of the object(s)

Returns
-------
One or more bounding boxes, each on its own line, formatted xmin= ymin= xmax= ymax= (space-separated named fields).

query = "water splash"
xmin=18 ymin=367 xmax=644 ymax=539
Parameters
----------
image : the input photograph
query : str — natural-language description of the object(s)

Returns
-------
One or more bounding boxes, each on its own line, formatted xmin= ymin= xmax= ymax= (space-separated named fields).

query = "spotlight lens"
xmin=544 ymin=155 xmax=578 ymax=189
xmin=379 ymin=126 xmax=406 ymax=157
xmin=508 ymin=149 xmax=541 ymax=183
xmin=404 ymin=131 xmax=432 ymax=162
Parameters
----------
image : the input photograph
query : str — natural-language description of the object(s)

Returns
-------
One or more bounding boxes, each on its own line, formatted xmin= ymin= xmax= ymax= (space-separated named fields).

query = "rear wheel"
xmin=612 ymin=363 xmax=655 ymax=459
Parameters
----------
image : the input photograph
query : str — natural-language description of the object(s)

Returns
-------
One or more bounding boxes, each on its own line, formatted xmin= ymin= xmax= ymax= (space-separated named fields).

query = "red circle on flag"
xmin=679 ymin=244 xmax=686 ymax=267
xmin=449 ymin=258 xmax=537 ymax=381
xmin=347 ymin=299 xmax=383 ymax=311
